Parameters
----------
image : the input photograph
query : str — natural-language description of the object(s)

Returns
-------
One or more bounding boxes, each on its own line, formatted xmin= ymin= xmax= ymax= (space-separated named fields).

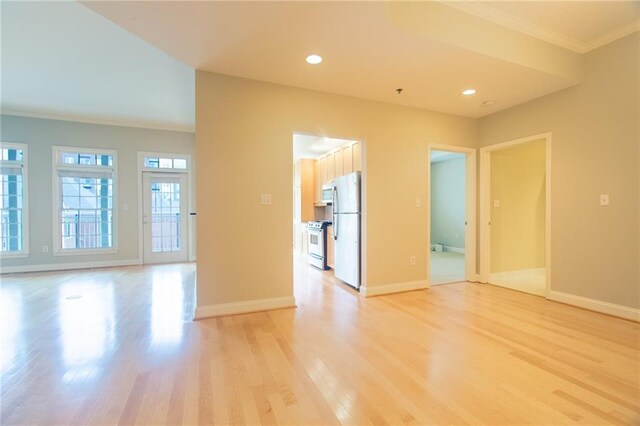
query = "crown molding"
xmin=442 ymin=0 xmax=639 ymax=54
xmin=0 ymin=108 xmax=194 ymax=133
xmin=585 ymin=20 xmax=640 ymax=52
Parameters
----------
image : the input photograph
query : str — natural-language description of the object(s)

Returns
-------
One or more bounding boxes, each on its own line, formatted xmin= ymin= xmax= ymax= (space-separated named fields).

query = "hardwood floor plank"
xmin=1 ymin=260 xmax=639 ymax=425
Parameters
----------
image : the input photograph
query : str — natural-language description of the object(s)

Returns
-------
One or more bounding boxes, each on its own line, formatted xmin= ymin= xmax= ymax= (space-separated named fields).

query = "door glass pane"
xmin=151 ymin=180 xmax=181 ymax=253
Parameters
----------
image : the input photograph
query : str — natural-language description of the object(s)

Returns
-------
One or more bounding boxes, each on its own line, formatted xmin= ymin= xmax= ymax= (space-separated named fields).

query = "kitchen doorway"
xmin=292 ymin=132 xmax=365 ymax=296
xmin=480 ymin=134 xmax=550 ymax=297
xmin=427 ymin=144 xmax=476 ymax=286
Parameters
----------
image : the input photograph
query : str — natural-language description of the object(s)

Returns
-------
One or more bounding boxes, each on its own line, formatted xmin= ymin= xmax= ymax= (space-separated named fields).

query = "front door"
xmin=143 ymin=173 xmax=188 ymax=264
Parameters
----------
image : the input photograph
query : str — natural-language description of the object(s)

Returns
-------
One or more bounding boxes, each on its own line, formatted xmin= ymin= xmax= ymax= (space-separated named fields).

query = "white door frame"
xmin=479 ymin=132 xmax=551 ymax=298
xmin=426 ymin=144 xmax=477 ymax=285
xmin=137 ymin=152 xmax=195 ymax=264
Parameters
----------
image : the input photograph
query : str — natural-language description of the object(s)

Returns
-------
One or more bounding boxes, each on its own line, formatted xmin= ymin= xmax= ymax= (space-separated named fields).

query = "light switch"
xmin=493 ymin=200 xmax=500 ymax=208
xmin=123 ymin=203 xmax=129 ymax=211
xmin=261 ymin=194 xmax=272 ymax=205
xmin=415 ymin=197 xmax=421 ymax=208
xmin=599 ymin=194 xmax=609 ymax=206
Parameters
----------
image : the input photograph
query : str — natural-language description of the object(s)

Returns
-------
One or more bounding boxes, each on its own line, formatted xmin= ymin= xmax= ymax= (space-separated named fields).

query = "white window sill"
xmin=0 ymin=251 xmax=29 ymax=259
xmin=53 ymin=248 xmax=118 ymax=256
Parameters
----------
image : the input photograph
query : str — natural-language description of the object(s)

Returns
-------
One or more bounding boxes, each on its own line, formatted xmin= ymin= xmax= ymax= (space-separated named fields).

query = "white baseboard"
xmin=361 ymin=280 xmax=429 ymax=297
xmin=445 ymin=246 xmax=465 ymax=254
xmin=194 ymin=296 xmax=296 ymax=319
xmin=549 ymin=291 xmax=640 ymax=322
xmin=430 ymin=244 xmax=465 ymax=254
xmin=0 ymin=258 xmax=141 ymax=274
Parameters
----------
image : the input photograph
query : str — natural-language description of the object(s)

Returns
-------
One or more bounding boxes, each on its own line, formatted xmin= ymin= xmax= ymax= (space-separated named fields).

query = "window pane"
xmin=173 ymin=159 xmax=187 ymax=169
xmin=159 ymin=158 xmax=172 ymax=168
xmin=0 ymin=171 xmax=24 ymax=252
xmin=145 ymin=158 xmax=160 ymax=168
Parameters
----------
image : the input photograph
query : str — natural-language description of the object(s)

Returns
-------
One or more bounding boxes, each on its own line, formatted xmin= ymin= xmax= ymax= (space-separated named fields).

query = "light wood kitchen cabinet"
xmin=352 ymin=142 xmax=362 ymax=172
xmin=293 ymin=159 xmax=315 ymax=223
xmin=314 ymin=156 xmax=326 ymax=204
xmin=342 ymin=144 xmax=353 ymax=175
xmin=325 ymin=152 xmax=335 ymax=182
xmin=326 ymin=225 xmax=335 ymax=269
xmin=334 ymin=149 xmax=343 ymax=177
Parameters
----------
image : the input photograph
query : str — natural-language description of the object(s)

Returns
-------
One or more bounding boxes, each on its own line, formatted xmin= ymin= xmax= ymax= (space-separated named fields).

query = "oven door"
xmin=307 ymin=229 xmax=325 ymax=258
xmin=307 ymin=228 xmax=326 ymax=269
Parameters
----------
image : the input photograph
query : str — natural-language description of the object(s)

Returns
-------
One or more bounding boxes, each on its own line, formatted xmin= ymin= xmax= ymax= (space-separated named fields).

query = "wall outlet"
xmin=260 ymin=194 xmax=272 ymax=205
xmin=599 ymin=194 xmax=609 ymax=206
xmin=410 ymin=255 xmax=416 ymax=266
xmin=42 ymin=245 xmax=49 ymax=253
xmin=494 ymin=199 xmax=500 ymax=208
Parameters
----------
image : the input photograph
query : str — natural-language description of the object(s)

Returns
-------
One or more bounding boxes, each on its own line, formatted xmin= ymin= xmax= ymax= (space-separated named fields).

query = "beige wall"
xmin=479 ymin=33 xmax=639 ymax=308
xmin=490 ymin=139 xmax=546 ymax=273
xmin=195 ymin=72 xmax=476 ymax=307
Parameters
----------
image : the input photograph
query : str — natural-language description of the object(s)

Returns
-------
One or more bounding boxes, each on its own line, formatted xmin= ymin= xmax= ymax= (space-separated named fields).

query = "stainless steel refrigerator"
xmin=332 ymin=171 xmax=361 ymax=289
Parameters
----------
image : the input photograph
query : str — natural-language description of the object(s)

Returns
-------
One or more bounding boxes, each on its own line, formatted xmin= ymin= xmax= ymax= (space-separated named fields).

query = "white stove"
xmin=307 ymin=220 xmax=332 ymax=270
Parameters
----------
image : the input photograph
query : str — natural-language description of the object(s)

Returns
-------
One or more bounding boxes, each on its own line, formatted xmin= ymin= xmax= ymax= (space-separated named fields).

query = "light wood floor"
xmin=2 ymin=261 xmax=639 ymax=425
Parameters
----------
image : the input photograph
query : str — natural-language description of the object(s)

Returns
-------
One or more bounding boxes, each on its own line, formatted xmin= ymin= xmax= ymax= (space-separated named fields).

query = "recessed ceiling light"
xmin=306 ymin=54 xmax=323 ymax=65
xmin=462 ymin=88 xmax=477 ymax=96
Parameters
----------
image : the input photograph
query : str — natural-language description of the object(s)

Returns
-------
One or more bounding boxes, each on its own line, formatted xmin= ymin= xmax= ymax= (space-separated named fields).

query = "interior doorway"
xmin=480 ymin=134 xmax=550 ymax=296
xmin=427 ymin=144 xmax=476 ymax=286
xmin=292 ymin=132 xmax=365 ymax=296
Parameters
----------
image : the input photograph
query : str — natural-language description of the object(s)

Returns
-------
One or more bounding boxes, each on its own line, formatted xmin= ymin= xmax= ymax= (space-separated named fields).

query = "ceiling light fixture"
xmin=483 ymin=100 xmax=496 ymax=107
xmin=462 ymin=88 xmax=477 ymax=96
xmin=306 ymin=54 xmax=323 ymax=65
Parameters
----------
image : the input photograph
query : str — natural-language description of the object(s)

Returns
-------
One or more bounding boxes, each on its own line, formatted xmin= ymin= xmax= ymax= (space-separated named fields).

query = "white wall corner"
xmin=0 ymin=258 xmax=141 ymax=274
xmin=548 ymin=291 xmax=640 ymax=322
xmin=194 ymin=296 xmax=296 ymax=319
xmin=361 ymin=280 xmax=429 ymax=297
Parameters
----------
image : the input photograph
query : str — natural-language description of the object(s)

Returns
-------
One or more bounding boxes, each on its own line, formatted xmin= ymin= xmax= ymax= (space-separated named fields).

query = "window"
xmin=143 ymin=156 xmax=187 ymax=170
xmin=53 ymin=147 xmax=116 ymax=253
xmin=0 ymin=143 xmax=28 ymax=255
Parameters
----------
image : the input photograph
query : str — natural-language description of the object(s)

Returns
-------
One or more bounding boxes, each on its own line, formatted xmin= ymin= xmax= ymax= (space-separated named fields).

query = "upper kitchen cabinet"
xmin=313 ymin=140 xmax=362 ymax=203
xmin=352 ymin=141 xmax=362 ymax=172
xmin=325 ymin=151 xmax=335 ymax=182
xmin=334 ymin=148 xmax=343 ymax=177
xmin=342 ymin=144 xmax=353 ymax=175
xmin=314 ymin=156 xmax=325 ymax=204
xmin=293 ymin=159 xmax=315 ymax=222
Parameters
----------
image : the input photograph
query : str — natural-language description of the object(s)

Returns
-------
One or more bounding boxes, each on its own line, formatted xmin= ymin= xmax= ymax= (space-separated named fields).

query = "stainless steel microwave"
xmin=321 ymin=182 xmax=334 ymax=204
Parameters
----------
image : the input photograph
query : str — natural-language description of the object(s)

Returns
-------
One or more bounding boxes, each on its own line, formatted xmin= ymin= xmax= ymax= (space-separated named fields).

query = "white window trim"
xmin=52 ymin=145 xmax=118 ymax=256
xmin=137 ymin=151 xmax=195 ymax=262
xmin=0 ymin=142 xmax=29 ymax=258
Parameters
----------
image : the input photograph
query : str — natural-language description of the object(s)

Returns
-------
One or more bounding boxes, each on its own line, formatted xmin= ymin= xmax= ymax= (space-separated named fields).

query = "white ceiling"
xmin=1 ymin=1 xmax=194 ymax=131
xmin=83 ymin=1 xmax=638 ymax=120
xmin=2 ymin=1 xmax=638 ymax=129
xmin=293 ymin=133 xmax=356 ymax=162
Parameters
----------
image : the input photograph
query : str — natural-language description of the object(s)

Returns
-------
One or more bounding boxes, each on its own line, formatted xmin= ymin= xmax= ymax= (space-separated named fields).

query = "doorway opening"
xmin=427 ymin=145 xmax=476 ymax=286
xmin=292 ymin=132 xmax=364 ymax=297
xmin=480 ymin=134 xmax=550 ymax=297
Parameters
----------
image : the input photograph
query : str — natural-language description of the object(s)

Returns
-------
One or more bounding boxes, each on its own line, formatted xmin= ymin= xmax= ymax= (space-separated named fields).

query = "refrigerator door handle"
xmin=333 ymin=186 xmax=338 ymax=240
